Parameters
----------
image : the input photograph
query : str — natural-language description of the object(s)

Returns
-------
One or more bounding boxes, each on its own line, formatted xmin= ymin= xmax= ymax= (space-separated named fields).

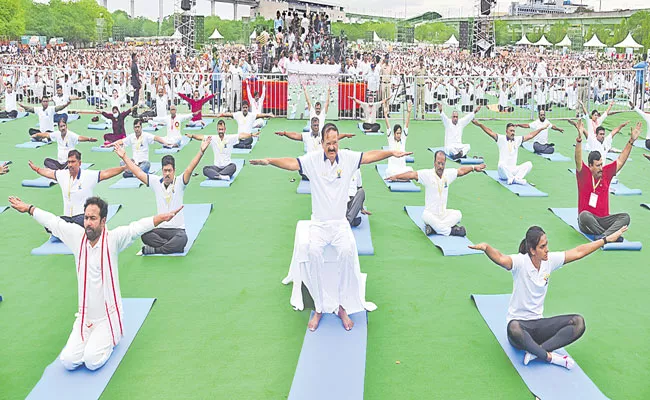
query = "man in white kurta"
xmin=30 ymin=119 xmax=98 ymax=170
xmin=151 ymin=105 xmax=192 ymax=146
xmin=515 ymin=110 xmax=563 ymax=155
xmin=8 ymin=195 xmax=180 ymax=371
xmin=439 ymin=103 xmax=480 ymax=159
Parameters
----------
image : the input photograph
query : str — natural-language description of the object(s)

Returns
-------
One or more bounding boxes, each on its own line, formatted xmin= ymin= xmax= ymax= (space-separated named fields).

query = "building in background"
xmin=509 ymin=0 xmax=591 ymax=16
xmin=251 ymin=0 xmax=346 ymax=22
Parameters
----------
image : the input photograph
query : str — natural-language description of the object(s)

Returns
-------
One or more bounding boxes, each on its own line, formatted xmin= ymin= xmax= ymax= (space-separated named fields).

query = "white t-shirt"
xmin=496 ymin=134 xmax=523 ymax=168
xmin=301 ymin=132 xmax=322 ymax=154
xmin=530 ymin=120 xmax=552 ymax=145
xmin=123 ymin=132 xmax=155 ymax=164
xmin=507 ymin=251 xmax=565 ymax=322
xmin=154 ymin=113 xmax=192 ymax=141
xmin=360 ymin=102 xmax=381 ymax=124
xmin=297 ymin=149 xmax=363 ymax=222
xmin=586 ymin=134 xmax=613 ymax=161
xmin=53 ymin=93 xmax=70 ymax=113
xmin=55 ymin=169 xmax=100 ymax=217
xmin=418 ymin=168 xmax=458 ymax=215
xmin=4 ymin=91 xmax=17 ymax=112
xmin=442 ymin=112 xmax=473 ymax=149
xmin=36 ymin=106 xmax=55 ymax=132
xmin=49 ymin=130 xmax=80 ymax=163
xmin=155 ymin=94 xmax=168 ymax=118
xmin=309 ymin=107 xmax=326 ymax=134
xmin=148 ymin=175 xmax=186 ymax=229
xmin=209 ymin=134 xmax=239 ymax=167
xmin=348 ymin=169 xmax=362 ymax=197
xmin=387 ymin=128 xmax=408 ymax=170
xmin=233 ymin=111 xmax=257 ymax=134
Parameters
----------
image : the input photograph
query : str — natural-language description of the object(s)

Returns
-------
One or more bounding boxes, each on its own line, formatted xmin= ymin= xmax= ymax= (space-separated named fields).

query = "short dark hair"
xmin=133 ymin=118 xmax=142 ymax=127
xmin=217 ymin=119 xmax=226 ymax=127
xmin=595 ymin=126 xmax=605 ymax=135
xmin=315 ymin=101 xmax=322 ymax=108
xmin=161 ymin=155 xmax=175 ymax=169
xmin=242 ymin=100 xmax=249 ymax=107
xmin=57 ymin=118 xmax=67 ymax=127
xmin=433 ymin=150 xmax=446 ymax=161
xmin=321 ymin=122 xmax=338 ymax=141
xmin=591 ymin=109 xmax=600 ymax=116
xmin=393 ymin=123 xmax=402 ymax=134
xmin=588 ymin=150 xmax=602 ymax=166
xmin=84 ymin=196 xmax=108 ymax=219
xmin=506 ymin=123 xmax=515 ymax=130
xmin=311 ymin=116 xmax=320 ymax=123
xmin=68 ymin=149 xmax=81 ymax=161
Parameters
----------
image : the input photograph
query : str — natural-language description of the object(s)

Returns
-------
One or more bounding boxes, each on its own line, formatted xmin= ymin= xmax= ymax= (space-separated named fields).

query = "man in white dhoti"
xmin=251 ymin=123 xmax=411 ymax=331
xmin=8 ymin=195 xmax=181 ymax=371
xmin=439 ymin=103 xmax=481 ymax=160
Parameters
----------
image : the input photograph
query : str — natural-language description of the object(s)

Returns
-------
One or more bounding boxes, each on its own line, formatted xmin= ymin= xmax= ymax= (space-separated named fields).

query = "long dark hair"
xmin=519 ymin=226 xmax=546 ymax=255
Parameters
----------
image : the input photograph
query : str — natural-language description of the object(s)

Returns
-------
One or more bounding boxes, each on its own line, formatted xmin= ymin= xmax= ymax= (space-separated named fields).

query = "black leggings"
xmin=507 ymin=314 xmax=585 ymax=361
xmin=362 ymin=122 xmax=380 ymax=132
xmin=645 ymin=139 xmax=650 ymax=150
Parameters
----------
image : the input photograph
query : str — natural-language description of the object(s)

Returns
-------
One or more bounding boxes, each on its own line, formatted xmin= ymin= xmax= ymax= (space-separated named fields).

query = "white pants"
xmin=384 ymin=165 xmax=413 ymax=178
xmin=187 ymin=119 xmax=205 ymax=128
xmin=498 ymin=161 xmax=532 ymax=184
xmin=307 ymin=220 xmax=356 ymax=314
xmin=59 ymin=316 xmax=115 ymax=371
xmin=422 ymin=209 xmax=462 ymax=236
xmin=253 ymin=118 xmax=265 ymax=129
xmin=444 ymin=143 xmax=471 ymax=157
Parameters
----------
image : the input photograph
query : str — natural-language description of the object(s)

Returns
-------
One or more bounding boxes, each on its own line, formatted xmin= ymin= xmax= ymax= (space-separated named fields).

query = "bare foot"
xmin=338 ymin=306 xmax=354 ymax=331
xmin=644 ymin=154 xmax=650 ymax=161
xmin=308 ymin=312 xmax=322 ymax=332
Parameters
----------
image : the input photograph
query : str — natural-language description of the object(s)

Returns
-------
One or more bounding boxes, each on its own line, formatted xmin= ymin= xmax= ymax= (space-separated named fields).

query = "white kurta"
xmin=441 ymin=112 xmax=473 ymax=156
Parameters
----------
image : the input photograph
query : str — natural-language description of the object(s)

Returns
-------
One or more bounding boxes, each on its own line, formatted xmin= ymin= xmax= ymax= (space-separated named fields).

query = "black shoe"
xmin=455 ymin=151 xmax=465 ymax=159
xmin=425 ymin=224 xmax=436 ymax=236
xmin=450 ymin=225 xmax=467 ymax=237
xmin=351 ymin=216 xmax=362 ymax=227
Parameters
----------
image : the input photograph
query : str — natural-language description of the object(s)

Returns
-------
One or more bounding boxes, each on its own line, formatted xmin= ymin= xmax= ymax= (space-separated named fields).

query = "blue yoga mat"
xmin=404 ymin=206 xmax=482 ymax=256
xmin=382 ymin=146 xmax=414 ymax=163
xmin=31 ymin=205 xmax=122 ymax=255
xmin=142 ymin=203 xmax=212 ymax=257
xmin=22 ymin=163 xmax=94 ymax=188
xmin=87 ymin=123 xmax=110 ymax=130
xmin=358 ymin=122 xmax=384 ymax=136
xmin=288 ymin=311 xmax=367 ymax=400
xmin=606 ymin=152 xmax=630 ymax=162
xmin=428 ymin=147 xmax=484 ymax=165
xmin=142 ymin=125 xmax=158 ymax=132
xmin=91 ymin=146 xmax=114 ymax=152
xmin=297 ymin=179 xmax=311 ymax=194
xmin=471 ymin=294 xmax=609 ymax=400
xmin=352 ymin=214 xmax=374 ymax=256
xmin=16 ymin=141 xmax=51 ymax=149
xmin=567 ymin=169 xmax=641 ymax=196
xmin=633 ymin=139 xmax=648 ymax=150
xmin=375 ymin=165 xmax=420 ymax=192
xmin=484 ymin=170 xmax=548 ymax=197
xmin=548 ymin=207 xmax=642 ymax=251
xmin=231 ymin=137 xmax=259 ymax=154
xmin=199 ymin=159 xmax=245 ymax=188
xmin=0 ymin=111 xmax=28 ymax=123
xmin=26 ymin=298 xmax=156 ymax=400
xmin=109 ymin=163 xmax=162 ymax=189
xmin=0 ymin=206 xmax=8 ymax=214
xmin=36 ymin=114 xmax=79 ymax=129
xmin=154 ymin=136 xmax=190 ymax=154
xmin=522 ymin=142 xmax=571 ymax=162
xmin=184 ymin=118 xmax=214 ymax=131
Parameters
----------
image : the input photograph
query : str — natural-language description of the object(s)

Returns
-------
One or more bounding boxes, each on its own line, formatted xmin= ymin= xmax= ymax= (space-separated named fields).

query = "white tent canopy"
xmin=584 ymin=34 xmax=606 ymax=48
xmin=372 ymin=31 xmax=381 ymax=42
xmin=170 ymin=29 xmax=182 ymax=40
xmin=444 ymin=34 xmax=459 ymax=47
xmin=555 ymin=34 xmax=571 ymax=47
xmin=208 ymin=28 xmax=224 ymax=40
xmin=614 ymin=32 xmax=642 ymax=48
xmin=249 ymin=30 xmax=257 ymax=40
xmin=515 ymin=34 xmax=533 ymax=46
xmin=533 ymin=35 xmax=552 ymax=47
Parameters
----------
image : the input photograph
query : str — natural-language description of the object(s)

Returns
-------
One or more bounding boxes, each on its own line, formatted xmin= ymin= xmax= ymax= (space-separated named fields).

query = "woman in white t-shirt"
xmin=469 ymin=225 xmax=626 ymax=370
xmin=383 ymin=102 xmax=413 ymax=177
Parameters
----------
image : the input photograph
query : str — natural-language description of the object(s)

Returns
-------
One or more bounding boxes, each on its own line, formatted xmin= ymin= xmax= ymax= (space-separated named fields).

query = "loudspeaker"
xmin=181 ymin=0 xmax=191 ymax=11
xmin=459 ymin=21 xmax=470 ymax=49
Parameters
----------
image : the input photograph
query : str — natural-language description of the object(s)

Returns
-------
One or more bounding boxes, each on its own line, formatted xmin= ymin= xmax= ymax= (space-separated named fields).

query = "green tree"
xmin=0 ymin=0 xmax=26 ymax=39
xmin=414 ymin=22 xmax=456 ymax=44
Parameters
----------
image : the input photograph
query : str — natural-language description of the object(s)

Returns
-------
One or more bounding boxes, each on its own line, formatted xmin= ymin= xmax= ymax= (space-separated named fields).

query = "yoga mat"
xmin=36 ymin=114 xmax=79 ymax=129
xmin=358 ymin=122 xmax=384 ymax=136
xmin=521 ymin=142 xmax=571 ymax=162
xmin=404 ymin=206 xmax=481 ymax=256
xmin=22 ymin=163 xmax=94 ymax=188
xmin=297 ymin=179 xmax=311 ymax=194
xmin=0 ymin=206 xmax=8 ymax=214
xmin=154 ymin=136 xmax=191 ymax=154
xmin=484 ymin=170 xmax=548 ymax=197
xmin=184 ymin=118 xmax=214 ymax=131
xmin=382 ymin=146 xmax=414 ymax=163
xmin=30 ymin=204 xmax=122 ymax=255
xmin=428 ymin=147 xmax=484 ymax=165
xmin=548 ymin=207 xmax=642 ymax=251
xmin=352 ymin=214 xmax=374 ymax=256
xmin=471 ymin=294 xmax=609 ymax=400
xmin=199 ymin=159 xmax=245 ymax=188
xmin=288 ymin=311 xmax=367 ymax=400
xmin=375 ymin=164 xmax=420 ymax=192
xmin=16 ymin=141 xmax=50 ymax=149
xmin=606 ymin=152 xmax=630 ymax=162
xmin=26 ymin=298 xmax=156 ymax=400
xmin=0 ymin=111 xmax=28 ymax=123
xmin=142 ymin=203 xmax=212 ymax=257
xmin=231 ymin=137 xmax=259 ymax=154
xmin=87 ymin=123 xmax=110 ymax=130
xmin=91 ymin=146 xmax=114 ymax=152
xmin=633 ymin=139 xmax=648 ymax=150
xmin=567 ymin=169 xmax=642 ymax=196
xmin=142 ymin=125 xmax=158 ymax=132
xmin=109 ymin=163 xmax=162 ymax=189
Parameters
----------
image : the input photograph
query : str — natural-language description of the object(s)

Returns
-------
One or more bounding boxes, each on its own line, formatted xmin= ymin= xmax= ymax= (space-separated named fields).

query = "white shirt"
xmin=387 ymin=128 xmax=408 ymax=170
xmin=348 ymin=169 xmax=362 ymax=197
xmin=123 ymin=132 xmax=155 ymax=164
xmin=148 ymin=175 xmax=186 ymax=229
xmin=507 ymin=251 xmax=565 ymax=322
xmin=209 ymin=134 xmax=239 ymax=167
xmin=530 ymin=119 xmax=552 ymax=145
xmin=442 ymin=112 xmax=473 ymax=149
xmin=298 ymin=149 xmax=363 ymax=222
xmin=154 ymin=113 xmax=192 ymax=141
xmin=233 ymin=111 xmax=257 ymax=134
xmin=55 ymin=169 xmax=100 ymax=217
xmin=50 ymin=130 xmax=80 ymax=163
xmin=360 ymin=102 xmax=381 ymax=124
xmin=301 ymin=132 xmax=322 ymax=153
xmin=155 ymin=94 xmax=168 ymax=118
xmin=496 ymin=134 xmax=523 ymax=168
xmin=36 ymin=106 xmax=55 ymax=132
xmin=309 ymin=107 xmax=326 ymax=134
xmin=587 ymin=134 xmax=613 ymax=161
xmin=4 ymin=91 xmax=17 ymax=112
xmin=418 ymin=168 xmax=458 ymax=215
xmin=53 ymin=93 xmax=70 ymax=113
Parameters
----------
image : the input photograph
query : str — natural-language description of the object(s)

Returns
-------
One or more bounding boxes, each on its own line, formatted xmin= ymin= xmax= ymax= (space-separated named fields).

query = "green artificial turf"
xmin=0 ymin=106 xmax=649 ymax=400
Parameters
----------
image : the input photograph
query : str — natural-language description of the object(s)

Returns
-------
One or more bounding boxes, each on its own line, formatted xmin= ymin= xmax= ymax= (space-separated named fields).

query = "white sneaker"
xmin=507 ymin=177 xmax=514 ymax=185
xmin=523 ymin=352 xmax=537 ymax=365
xmin=550 ymin=352 xmax=575 ymax=370
xmin=218 ymin=174 xmax=230 ymax=180
xmin=513 ymin=177 xmax=527 ymax=185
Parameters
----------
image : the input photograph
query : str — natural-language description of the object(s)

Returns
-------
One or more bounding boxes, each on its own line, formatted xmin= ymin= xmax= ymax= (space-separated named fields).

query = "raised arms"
xmin=616 ymin=122 xmax=641 ymax=173
xmin=522 ymin=123 xmax=550 ymax=142
xmin=361 ymin=149 xmax=412 ymax=165
xmin=99 ymin=165 xmax=126 ymax=182
xmin=114 ymin=144 xmax=148 ymax=184
xmin=569 ymin=120 xmax=584 ymax=173
xmin=564 ymin=226 xmax=626 ymax=263
xmin=183 ymin=137 xmax=212 ymax=185
xmin=467 ymin=242 xmax=513 ymax=270
xmin=471 ymin=119 xmax=498 ymax=141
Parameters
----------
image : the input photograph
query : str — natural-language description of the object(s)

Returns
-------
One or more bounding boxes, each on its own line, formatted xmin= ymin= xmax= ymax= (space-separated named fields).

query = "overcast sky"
xmin=91 ymin=0 xmax=650 ymax=21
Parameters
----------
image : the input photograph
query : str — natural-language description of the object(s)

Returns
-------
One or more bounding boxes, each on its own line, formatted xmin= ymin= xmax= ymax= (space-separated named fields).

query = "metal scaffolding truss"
xmin=174 ymin=0 xmax=196 ymax=55
xmin=472 ymin=1 xmax=496 ymax=57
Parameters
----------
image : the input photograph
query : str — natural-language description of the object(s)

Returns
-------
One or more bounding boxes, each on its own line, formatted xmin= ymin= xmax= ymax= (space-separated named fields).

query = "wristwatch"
xmin=602 ymin=237 xmax=608 ymax=246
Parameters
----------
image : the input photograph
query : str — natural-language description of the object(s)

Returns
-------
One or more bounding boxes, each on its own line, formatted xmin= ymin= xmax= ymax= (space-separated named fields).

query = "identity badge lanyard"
xmin=589 ymin=175 xmax=601 ymax=208
xmin=163 ymin=177 xmax=175 ymax=207
xmin=436 ymin=175 xmax=447 ymax=213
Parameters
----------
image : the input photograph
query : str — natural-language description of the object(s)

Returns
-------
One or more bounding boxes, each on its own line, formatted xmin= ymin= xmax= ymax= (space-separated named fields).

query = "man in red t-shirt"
xmin=573 ymin=120 xmax=640 ymax=241
xmin=178 ymin=90 xmax=214 ymax=128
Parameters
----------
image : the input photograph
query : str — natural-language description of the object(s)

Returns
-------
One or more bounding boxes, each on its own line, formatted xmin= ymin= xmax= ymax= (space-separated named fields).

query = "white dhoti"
xmin=282 ymin=220 xmax=376 ymax=314
xmin=498 ymin=161 xmax=532 ymax=184
xmin=422 ymin=209 xmax=462 ymax=236
xmin=186 ymin=119 xmax=205 ymax=128
xmin=253 ymin=118 xmax=266 ymax=129
xmin=165 ymin=135 xmax=182 ymax=147
xmin=444 ymin=143 xmax=471 ymax=158
xmin=59 ymin=316 xmax=116 ymax=371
